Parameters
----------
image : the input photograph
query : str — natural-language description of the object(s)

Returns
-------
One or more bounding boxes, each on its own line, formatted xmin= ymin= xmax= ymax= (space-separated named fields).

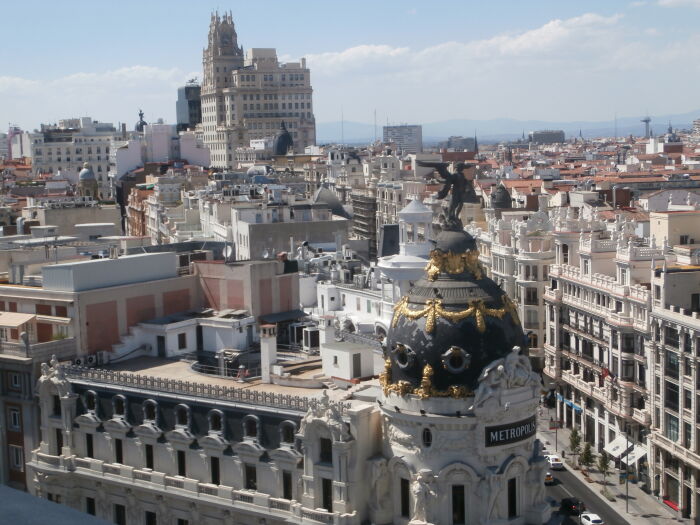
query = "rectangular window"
xmin=9 ymin=373 xmax=21 ymax=390
xmin=8 ymin=408 xmax=21 ymax=430
xmin=319 ymin=437 xmax=333 ymax=464
xmin=115 ymin=438 xmax=123 ymax=464
xmin=321 ymin=477 xmax=333 ymax=512
xmin=452 ymin=485 xmax=466 ymax=524
xmin=245 ymin=464 xmax=257 ymax=490
xmin=283 ymin=470 xmax=293 ymax=500
xmin=55 ymin=428 xmax=63 ymax=455
xmin=507 ymin=477 xmax=517 ymax=518
xmin=400 ymin=478 xmax=410 ymax=518
xmin=145 ymin=444 xmax=153 ymax=469
xmin=86 ymin=497 xmax=96 ymax=516
xmin=665 ymin=414 xmax=679 ymax=442
xmin=666 ymin=351 xmax=680 ymax=379
xmin=210 ymin=456 xmax=220 ymax=485
xmin=145 ymin=511 xmax=157 ymax=525
xmin=53 ymin=395 xmax=61 ymax=416
xmin=683 ymin=422 xmax=692 ymax=448
xmin=114 ymin=504 xmax=126 ymax=525
xmin=86 ymin=433 xmax=94 ymax=458
xmin=178 ymin=333 xmax=187 ymax=349
xmin=177 ymin=450 xmax=186 ymax=476
xmin=9 ymin=445 xmax=23 ymax=471
xmin=177 ymin=520 xmax=189 ymax=525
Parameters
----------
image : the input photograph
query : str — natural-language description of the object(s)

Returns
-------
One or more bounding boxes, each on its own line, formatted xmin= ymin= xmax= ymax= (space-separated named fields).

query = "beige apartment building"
xmin=201 ymin=13 xmax=315 ymax=169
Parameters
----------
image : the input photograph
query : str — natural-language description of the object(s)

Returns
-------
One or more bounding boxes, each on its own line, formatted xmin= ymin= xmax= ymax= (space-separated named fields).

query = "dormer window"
xmin=85 ymin=391 xmax=97 ymax=412
xmin=280 ymin=422 xmax=296 ymax=445
xmin=209 ymin=410 xmax=223 ymax=433
xmin=244 ymin=417 xmax=258 ymax=438
xmin=175 ymin=404 xmax=190 ymax=428
xmin=113 ymin=396 xmax=126 ymax=417
xmin=143 ymin=400 xmax=157 ymax=422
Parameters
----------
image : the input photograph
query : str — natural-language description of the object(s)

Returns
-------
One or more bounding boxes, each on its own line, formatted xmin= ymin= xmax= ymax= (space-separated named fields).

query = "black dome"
xmin=382 ymin=229 xmax=526 ymax=397
xmin=273 ymin=122 xmax=293 ymax=155
xmin=491 ymin=184 xmax=512 ymax=209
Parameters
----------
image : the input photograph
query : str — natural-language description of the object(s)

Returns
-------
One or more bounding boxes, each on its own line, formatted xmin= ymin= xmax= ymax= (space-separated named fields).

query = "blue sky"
xmin=3 ymin=0 xmax=700 ymax=130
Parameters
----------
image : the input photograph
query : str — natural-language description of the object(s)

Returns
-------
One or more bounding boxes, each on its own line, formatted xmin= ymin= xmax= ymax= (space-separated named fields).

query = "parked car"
xmin=544 ymin=471 xmax=555 ymax=485
xmin=581 ymin=512 xmax=604 ymax=524
xmin=560 ymin=497 xmax=586 ymax=515
xmin=546 ymin=454 xmax=564 ymax=470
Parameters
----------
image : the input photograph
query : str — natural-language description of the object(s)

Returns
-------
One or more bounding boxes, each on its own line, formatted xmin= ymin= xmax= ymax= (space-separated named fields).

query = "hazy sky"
xmin=3 ymin=0 xmax=700 ymax=130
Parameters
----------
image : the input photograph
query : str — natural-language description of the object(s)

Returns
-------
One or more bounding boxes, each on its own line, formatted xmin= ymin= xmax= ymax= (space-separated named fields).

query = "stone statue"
xmin=369 ymin=458 xmax=390 ymax=511
xmin=472 ymin=362 xmax=506 ymax=410
xmin=156 ymin=495 xmax=171 ymax=523
xmin=411 ymin=470 xmax=436 ymax=523
xmin=298 ymin=390 xmax=352 ymax=441
xmin=417 ymin=161 xmax=477 ymax=230
xmin=38 ymin=354 xmax=70 ymax=397
xmin=529 ymin=458 xmax=547 ymax=504
xmin=503 ymin=346 xmax=539 ymax=388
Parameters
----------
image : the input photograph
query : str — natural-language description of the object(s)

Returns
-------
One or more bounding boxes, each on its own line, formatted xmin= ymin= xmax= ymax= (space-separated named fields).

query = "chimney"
xmin=319 ymin=315 xmax=335 ymax=347
xmin=260 ymin=324 xmax=277 ymax=383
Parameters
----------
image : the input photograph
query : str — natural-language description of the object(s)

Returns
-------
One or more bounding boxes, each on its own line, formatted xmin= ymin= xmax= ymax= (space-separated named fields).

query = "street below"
xmin=545 ymin=467 xmax=631 ymax=525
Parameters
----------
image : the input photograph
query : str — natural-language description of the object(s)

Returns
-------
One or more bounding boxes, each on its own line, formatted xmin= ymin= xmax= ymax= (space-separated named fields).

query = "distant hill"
xmin=316 ymin=110 xmax=700 ymax=145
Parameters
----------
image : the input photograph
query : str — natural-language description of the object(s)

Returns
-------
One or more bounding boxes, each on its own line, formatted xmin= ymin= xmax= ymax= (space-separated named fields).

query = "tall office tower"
xmin=176 ymin=82 xmax=202 ymax=132
xmin=382 ymin=125 xmax=423 ymax=154
xmin=201 ymin=12 xmax=316 ymax=169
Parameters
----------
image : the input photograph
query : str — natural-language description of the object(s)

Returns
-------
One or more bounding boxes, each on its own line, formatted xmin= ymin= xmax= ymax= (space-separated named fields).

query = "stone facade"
xmin=201 ymin=13 xmax=315 ymax=170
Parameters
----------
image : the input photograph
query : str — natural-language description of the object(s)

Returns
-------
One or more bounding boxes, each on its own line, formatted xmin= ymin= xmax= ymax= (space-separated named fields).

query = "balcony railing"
xmin=0 ymin=337 xmax=76 ymax=359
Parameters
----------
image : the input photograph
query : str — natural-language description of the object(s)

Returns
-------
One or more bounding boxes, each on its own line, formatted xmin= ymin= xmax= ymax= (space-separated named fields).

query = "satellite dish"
xmin=223 ymin=246 xmax=233 ymax=260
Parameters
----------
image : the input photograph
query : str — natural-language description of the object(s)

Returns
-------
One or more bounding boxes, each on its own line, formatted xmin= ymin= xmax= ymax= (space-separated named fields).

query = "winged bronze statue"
xmin=417 ymin=160 xmax=478 ymax=230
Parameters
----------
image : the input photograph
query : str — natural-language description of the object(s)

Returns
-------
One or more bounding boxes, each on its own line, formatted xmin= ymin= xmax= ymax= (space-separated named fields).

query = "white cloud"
xmin=3 ymin=12 xmax=700 ymax=130
xmin=0 ymin=66 xmax=197 ymax=129
xmin=305 ymin=12 xmax=700 ymax=123
xmin=658 ymin=0 xmax=700 ymax=7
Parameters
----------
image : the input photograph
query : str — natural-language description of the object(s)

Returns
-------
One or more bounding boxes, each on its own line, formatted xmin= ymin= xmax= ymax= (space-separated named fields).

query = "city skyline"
xmin=2 ymin=0 xmax=700 ymax=131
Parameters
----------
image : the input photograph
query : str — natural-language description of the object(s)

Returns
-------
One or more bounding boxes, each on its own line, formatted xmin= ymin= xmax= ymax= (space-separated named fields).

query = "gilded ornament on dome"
xmin=425 ymin=249 xmax=484 ymax=281
xmin=381 ymin=361 xmax=472 ymax=399
xmin=391 ymin=295 xmax=518 ymax=334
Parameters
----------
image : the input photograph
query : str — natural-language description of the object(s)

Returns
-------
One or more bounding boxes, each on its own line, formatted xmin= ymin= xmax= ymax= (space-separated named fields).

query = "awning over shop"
xmin=622 ymin=444 xmax=648 ymax=465
xmin=259 ymin=309 xmax=308 ymax=324
xmin=604 ymin=434 xmax=633 ymax=458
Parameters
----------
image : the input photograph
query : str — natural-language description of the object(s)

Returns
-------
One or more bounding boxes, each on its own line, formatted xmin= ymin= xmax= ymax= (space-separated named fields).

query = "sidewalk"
xmin=536 ymin=412 xmax=691 ymax=525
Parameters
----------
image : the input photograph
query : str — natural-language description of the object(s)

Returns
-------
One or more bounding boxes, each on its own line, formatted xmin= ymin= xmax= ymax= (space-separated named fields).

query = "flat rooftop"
xmin=101 ymin=356 xmax=327 ymax=397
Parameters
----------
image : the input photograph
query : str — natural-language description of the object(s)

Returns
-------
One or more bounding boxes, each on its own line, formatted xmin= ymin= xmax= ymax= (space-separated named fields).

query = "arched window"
xmin=280 ymin=421 xmax=296 ymax=444
xmin=143 ymin=400 xmax=157 ymax=422
xmin=243 ymin=415 xmax=259 ymax=439
xmin=175 ymin=404 xmax=190 ymax=427
xmin=209 ymin=410 xmax=223 ymax=433
xmin=113 ymin=395 xmax=126 ymax=417
xmin=85 ymin=391 xmax=97 ymax=412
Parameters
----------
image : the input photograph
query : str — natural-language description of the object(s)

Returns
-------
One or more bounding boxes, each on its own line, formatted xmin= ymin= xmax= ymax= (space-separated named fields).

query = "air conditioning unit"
xmin=74 ymin=357 xmax=85 ymax=367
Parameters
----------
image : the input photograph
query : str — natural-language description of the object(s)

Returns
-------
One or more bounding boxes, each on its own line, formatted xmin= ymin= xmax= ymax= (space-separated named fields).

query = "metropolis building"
xmin=27 ymin=227 xmax=549 ymax=524
xmin=201 ymin=12 xmax=316 ymax=169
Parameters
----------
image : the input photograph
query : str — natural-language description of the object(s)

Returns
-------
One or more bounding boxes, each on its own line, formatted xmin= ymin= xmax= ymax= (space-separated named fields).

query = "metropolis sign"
xmin=485 ymin=415 xmax=537 ymax=447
